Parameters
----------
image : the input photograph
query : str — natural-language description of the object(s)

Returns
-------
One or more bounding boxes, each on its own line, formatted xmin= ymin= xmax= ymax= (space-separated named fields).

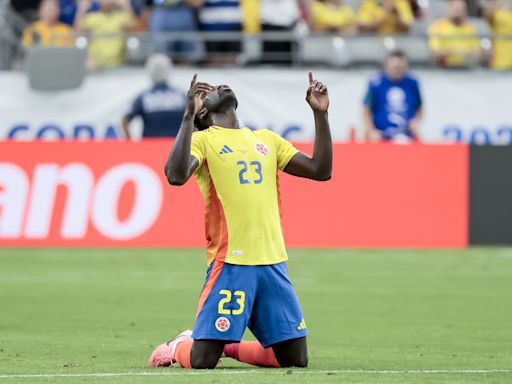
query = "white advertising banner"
xmin=0 ymin=68 xmax=511 ymax=143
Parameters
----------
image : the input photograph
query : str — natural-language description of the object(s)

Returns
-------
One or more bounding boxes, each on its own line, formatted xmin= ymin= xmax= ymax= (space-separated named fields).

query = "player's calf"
xmin=272 ymin=336 xmax=308 ymax=368
xmin=190 ymin=340 xmax=225 ymax=369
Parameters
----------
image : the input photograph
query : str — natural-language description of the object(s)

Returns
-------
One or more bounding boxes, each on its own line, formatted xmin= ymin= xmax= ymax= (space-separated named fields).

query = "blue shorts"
xmin=192 ymin=261 xmax=308 ymax=348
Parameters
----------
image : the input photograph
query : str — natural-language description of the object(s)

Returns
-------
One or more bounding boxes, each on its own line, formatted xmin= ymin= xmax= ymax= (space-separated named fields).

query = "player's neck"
xmin=211 ymin=109 xmax=240 ymax=130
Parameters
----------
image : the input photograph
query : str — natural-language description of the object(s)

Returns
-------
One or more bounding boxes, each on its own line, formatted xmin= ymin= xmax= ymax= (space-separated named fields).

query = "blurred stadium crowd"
xmin=0 ymin=0 xmax=511 ymax=70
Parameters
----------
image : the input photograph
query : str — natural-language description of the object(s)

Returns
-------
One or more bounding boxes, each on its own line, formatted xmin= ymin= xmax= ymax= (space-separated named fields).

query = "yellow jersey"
xmin=190 ymin=126 xmax=299 ymax=266
xmin=240 ymin=0 xmax=260 ymax=33
xmin=312 ymin=1 xmax=356 ymax=31
xmin=22 ymin=21 xmax=74 ymax=47
xmin=357 ymin=0 xmax=413 ymax=34
xmin=428 ymin=18 xmax=481 ymax=67
xmin=490 ymin=9 xmax=512 ymax=70
xmin=81 ymin=11 xmax=131 ymax=68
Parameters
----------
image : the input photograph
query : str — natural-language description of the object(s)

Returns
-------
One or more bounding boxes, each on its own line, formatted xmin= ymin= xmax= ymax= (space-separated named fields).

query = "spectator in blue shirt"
xmin=363 ymin=50 xmax=423 ymax=142
xmin=122 ymin=54 xmax=186 ymax=139
xmin=58 ymin=0 xmax=99 ymax=25
xmin=149 ymin=0 xmax=203 ymax=62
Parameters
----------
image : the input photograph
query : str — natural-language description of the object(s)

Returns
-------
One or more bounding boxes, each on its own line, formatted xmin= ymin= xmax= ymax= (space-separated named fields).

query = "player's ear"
xmin=198 ymin=108 xmax=208 ymax=119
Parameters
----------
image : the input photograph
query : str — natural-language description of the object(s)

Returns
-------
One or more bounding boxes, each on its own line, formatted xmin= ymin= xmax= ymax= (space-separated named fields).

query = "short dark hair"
xmin=387 ymin=49 xmax=408 ymax=60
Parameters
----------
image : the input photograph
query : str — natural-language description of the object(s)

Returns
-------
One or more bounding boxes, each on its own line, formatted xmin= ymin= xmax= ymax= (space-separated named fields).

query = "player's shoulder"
xmin=252 ymin=128 xmax=282 ymax=142
xmin=369 ymin=72 xmax=385 ymax=87
xmin=403 ymin=72 xmax=420 ymax=85
xmin=192 ymin=129 xmax=210 ymax=141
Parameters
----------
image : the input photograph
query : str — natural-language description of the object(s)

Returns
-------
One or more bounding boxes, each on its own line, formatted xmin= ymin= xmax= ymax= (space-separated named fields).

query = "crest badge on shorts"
xmin=215 ymin=317 xmax=231 ymax=332
xmin=254 ymin=142 xmax=269 ymax=157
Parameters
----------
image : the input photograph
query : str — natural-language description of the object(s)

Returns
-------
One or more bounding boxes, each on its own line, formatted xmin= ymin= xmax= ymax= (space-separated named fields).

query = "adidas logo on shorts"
xmin=297 ymin=319 xmax=307 ymax=330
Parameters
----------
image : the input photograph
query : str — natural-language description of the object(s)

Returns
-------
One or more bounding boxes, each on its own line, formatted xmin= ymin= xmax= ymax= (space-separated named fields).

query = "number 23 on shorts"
xmin=218 ymin=289 xmax=246 ymax=315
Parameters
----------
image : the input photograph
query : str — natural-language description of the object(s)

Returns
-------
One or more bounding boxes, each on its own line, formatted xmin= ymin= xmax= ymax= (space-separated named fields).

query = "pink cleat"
xmin=148 ymin=330 xmax=193 ymax=367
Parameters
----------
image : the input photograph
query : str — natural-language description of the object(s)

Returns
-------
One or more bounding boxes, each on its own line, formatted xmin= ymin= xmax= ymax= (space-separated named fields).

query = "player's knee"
xmin=190 ymin=354 xmax=219 ymax=369
xmin=290 ymin=354 xmax=308 ymax=368
xmin=295 ymin=354 xmax=309 ymax=368
xmin=278 ymin=353 xmax=308 ymax=368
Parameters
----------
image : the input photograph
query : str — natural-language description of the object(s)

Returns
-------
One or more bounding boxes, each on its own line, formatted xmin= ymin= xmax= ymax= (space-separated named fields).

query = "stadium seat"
xmin=343 ymin=0 xmax=363 ymax=12
xmin=343 ymin=36 xmax=387 ymax=65
xmin=410 ymin=20 xmax=430 ymax=37
xmin=239 ymin=36 xmax=262 ymax=65
xmin=427 ymin=0 xmax=449 ymax=20
xmin=300 ymin=35 xmax=391 ymax=67
xmin=469 ymin=17 xmax=491 ymax=38
xmin=127 ymin=34 xmax=152 ymax=64
xmin=299 ymin=35 xmax=351 ymax=67
xmin=26 ymin=46 xmax=87 ymax=91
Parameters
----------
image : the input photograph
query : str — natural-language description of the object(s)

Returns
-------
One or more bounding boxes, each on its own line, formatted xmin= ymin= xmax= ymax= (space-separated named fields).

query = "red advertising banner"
xmin=0 ymin=141 xmax=468 ymax=248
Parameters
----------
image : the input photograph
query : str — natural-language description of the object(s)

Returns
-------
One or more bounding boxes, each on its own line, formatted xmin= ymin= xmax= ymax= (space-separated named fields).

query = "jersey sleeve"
xmin=357 ymin=0 xmax=379 ymax=24
xmin=363 ymin=81 xmax=375 ymax=108
xmin=81 ymin=14 xmax=96 ymax=30
xmin=428 ymin=22 xmax=443 ymax=52
xmin=124 ymin=95 xmax=143 ymax=121
xmin=21 ymin=26 xmax=33 ymax=47
xmin=344 ymin=7 xmax=356 ymax=25
xmin=396 ymin=0 xmax=414 ymax=26
xmin=414 ymin=80 xmax=423 ymax=109
xmin=190 ymin=131 xmax=207 ymax=169
xmin=268 ymin=131 xmax=300 ymax=171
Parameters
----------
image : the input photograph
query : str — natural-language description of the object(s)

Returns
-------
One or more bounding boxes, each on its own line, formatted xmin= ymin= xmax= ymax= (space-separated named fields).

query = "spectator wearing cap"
xmin=198 ymin=0 xmax=242 ymax=64
xmin=363 ymin=50 xmax=423 ymax=142
xmin=358 ymin=0 xmax=414 ymax=34
xmin=311 ymin=0 xmax=357 ymax=33
xmin=22 ymin=0 xmax=75 ymax=47
xmin=485 ymin=0 xmax=512 ymax=70
xmin=75 ymin=0 xmax=135 ymax=69
xmin=428 ymin=0 xmax=482 ymax=68
xmin=122 ymin=54 xmax=186 ymax=139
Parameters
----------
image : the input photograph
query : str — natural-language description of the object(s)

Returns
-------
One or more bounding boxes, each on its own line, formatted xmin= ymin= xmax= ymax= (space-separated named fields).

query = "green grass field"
xmin=0 ymin=248 xmax=511 ymax=384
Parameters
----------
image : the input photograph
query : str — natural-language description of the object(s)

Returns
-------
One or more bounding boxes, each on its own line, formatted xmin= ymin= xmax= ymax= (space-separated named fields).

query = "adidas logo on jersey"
xmin=297 ymin=319 xmax=307 ymax=330
xmin=219 ymin=145 xmax=234 ymax=155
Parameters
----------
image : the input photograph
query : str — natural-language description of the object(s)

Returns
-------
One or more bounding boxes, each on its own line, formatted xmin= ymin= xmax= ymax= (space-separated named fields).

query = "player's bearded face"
xmin=203 ymin=85 xmax=238 ymax=113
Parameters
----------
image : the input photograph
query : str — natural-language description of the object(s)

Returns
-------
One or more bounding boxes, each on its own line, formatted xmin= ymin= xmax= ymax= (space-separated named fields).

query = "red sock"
xmin=224 ymin=342 xmax=280 ymax=368
xmin=175 ymin=340 xmax=193 ymax=368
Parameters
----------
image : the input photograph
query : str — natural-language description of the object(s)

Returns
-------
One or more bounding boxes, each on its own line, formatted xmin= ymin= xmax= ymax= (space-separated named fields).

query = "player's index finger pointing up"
xmin=308 ymin=70 xmax=314 ymax=85
xmin=191 ymin=73 xmax=198 ymax=87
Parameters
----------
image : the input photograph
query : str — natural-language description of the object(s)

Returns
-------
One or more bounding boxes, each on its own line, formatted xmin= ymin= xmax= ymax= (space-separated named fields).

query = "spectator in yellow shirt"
xmin=357 ymin=0 xmax=414 ymax=34
xmin=428 ymin=0 xmax=482 ymax=68
xmin=22 ymin=0 xmax=75 ymax=47
xmin=311 ymin=0 xmax=357 ymax=33
xmin=485 ymin=0 xmax=512 ymax=70
xmin=75 ymin=0 xmax=135 ymax=69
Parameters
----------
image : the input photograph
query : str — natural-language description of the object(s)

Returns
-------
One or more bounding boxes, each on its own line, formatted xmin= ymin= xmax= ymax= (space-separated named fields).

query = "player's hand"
xmin=306 ymin=71 xmax=329 ymax=113
xmin=186 ymin=74 xmax=213 ymax=116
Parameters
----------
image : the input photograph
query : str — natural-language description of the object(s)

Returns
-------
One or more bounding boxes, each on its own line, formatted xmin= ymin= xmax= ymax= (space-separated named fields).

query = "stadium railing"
xmin=16 ymin=29 xmax=512 ymax=72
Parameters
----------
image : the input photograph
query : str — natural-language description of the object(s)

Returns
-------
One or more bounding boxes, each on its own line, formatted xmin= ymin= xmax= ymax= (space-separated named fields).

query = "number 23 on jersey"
xmin=237 ymin=161 xmax=263 ymax=185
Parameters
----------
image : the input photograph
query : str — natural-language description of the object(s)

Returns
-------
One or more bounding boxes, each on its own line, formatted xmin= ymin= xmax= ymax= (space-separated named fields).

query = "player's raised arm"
xmin=283 ymin=71 xmax=332 ymax=181
xmin=165 ymin=74 xmax=213 ymax=186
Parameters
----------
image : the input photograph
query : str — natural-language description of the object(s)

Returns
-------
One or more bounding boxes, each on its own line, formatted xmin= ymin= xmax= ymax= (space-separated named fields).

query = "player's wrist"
xmin=183 ymin=111 xmax=196 ymax=120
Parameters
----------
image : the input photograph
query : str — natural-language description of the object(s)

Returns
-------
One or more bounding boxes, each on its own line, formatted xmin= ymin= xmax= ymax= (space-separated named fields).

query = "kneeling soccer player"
xmin=149 ymin=71 xmax=332 ymax=369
